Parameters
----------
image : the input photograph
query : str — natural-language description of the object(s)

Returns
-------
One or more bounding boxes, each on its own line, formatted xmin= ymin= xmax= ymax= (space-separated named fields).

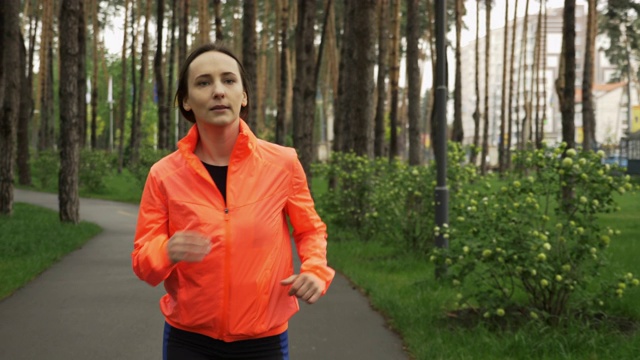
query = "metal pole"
xmin=434 ymin=0 xmax=449 ymax=279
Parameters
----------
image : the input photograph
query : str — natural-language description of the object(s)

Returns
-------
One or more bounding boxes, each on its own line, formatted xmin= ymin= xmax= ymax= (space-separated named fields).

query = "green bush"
xmin=128 ymin=147 xmax=172 ymax=186
xmin=31 ymin=150 xmax=59 ymax=190
xmin=431 ymin=144 xmax=638 ymax=322
xmin=79 ymin=149 xmax=116 ymax=193
xmin=313 ymin=143 xmax=477 ymax=252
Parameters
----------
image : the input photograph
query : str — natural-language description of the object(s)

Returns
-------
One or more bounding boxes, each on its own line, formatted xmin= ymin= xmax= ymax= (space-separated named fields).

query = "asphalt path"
xmin=0 ymin=189 xmax=408 ymax=359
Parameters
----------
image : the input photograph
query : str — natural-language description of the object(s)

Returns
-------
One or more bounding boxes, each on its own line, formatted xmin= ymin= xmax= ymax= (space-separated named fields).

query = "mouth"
xmin=210 ymin=105 xmax=230 ymax=111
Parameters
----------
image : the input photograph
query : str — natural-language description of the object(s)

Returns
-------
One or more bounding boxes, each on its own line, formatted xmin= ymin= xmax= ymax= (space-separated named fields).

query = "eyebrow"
xmin=194 ymin=72 xmax=238 ymax=79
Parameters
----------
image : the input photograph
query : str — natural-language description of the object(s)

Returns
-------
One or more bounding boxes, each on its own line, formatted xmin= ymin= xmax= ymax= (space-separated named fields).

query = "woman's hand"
xmin=166 ymin=231 xmax=211 ymax=263
xmin=280 ymin=273 xmax=324 ymax=304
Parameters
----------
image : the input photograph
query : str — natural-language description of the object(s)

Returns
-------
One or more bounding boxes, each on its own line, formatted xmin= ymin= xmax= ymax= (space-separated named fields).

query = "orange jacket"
xmin=132 ymin=120 xmax=334 ymax=342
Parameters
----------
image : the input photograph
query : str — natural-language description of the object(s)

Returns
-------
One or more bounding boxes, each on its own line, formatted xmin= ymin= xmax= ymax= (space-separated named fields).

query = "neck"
xmin=194 ymin=121 xmax=240 ymax=166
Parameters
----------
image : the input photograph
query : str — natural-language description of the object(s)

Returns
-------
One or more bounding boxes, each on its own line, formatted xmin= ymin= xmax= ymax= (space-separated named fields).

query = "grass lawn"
xmin=326 ymin=189 xmax=640 ymax=360
xmin=0 ymin=203 xmax=102 ymax=300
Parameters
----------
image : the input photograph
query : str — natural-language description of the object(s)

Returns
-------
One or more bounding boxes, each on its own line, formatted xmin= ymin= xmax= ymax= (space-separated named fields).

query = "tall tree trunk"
xmin=498 ymin=0 xmax=509 ymax=172
xmin=242 ymin=0 xmax=258 ymax=129
xmin=480 ymin=0 xmax=491 ymax=175
xmin=506 ymin=0 xmax=519 ymax=169
xmin=18 ymin=32 xmax=34 ymax=186
xmin=256 ymin=0 xmax=270 ymax=135
xmin=345 ymin=0 xmax=376 ymax=156
xmin=374 ymin=0 xmax=389 ymax=157
xmin=582 ymin=0 xmax=597 ymax=152
xmin=533 ymin=0 xmax=542 ymax=148
xmin=388 ymin=0 xmax=401 ymax=160
xmin=0 ymin=0 xmax=21 ymax=215
xmin=213 ymin=0 xmax=223 ymax=41
xmin=313 ymin=0 xmax=333 ymax=161
xmin=177 ymin=0 xmax=189 ymax=140
xmin=520 ymin=0 xmax=531 ymax=148
xmin=26 ymin=4 xmax=39 ymax=154
xmin=407 ymin=0 xmax=421 ymax=165
xmin=275 ymin=0 xmax=288 ymax=145
xmin=129 ymin=0 xmax=139 ymax=163
xmin=559 ymin=0 xmax=576 ymax=210
xmin=59 ymin=0 xmax=82 ymax=223
xmin=560 ymin=0 xmax=576 ymax=151
xmin=198 ymin=0 xmax=210 ymax=45
xmin=117 ymin=0 xmax=129 ymax=173
xmin=540 ymin=1 xmax=548 ymax=146
xmin=155 ymin=0 xmax=169 ymax=150
xmin=78 ymin=0 xmax=87 ymax=149
xmin=292 ymin=0 xmax=316 ymax=181
xmin=470 ymin=0 xmax=481 ymax=166
xmin=38 ymin=0 xmax=55 ymax=151
xmin=452 ymin=0 xmax=464 ymax=144
xmin=131 ymin=0 xmax=152 ymax=164
xmin=91 ymin=0 xmax=99 ymax=149
xmin=167 ymin=0 xmax=177 ymax=146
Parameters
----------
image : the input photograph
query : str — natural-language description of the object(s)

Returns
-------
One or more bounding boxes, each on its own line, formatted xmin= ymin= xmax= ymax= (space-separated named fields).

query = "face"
xmin=182 ymin=51 xmax=247 ymax=128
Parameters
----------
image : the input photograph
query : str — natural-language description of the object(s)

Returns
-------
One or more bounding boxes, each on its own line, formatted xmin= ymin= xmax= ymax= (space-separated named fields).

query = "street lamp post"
xmin=434 ymin=0 xmax=449 ymax=279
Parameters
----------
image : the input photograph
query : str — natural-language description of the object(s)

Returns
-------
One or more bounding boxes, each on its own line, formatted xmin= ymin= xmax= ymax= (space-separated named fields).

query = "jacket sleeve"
xmin=285 ymin=152 xmax=335 ymax=294
xmin=131 ymin=170 xmax=176 ymax=287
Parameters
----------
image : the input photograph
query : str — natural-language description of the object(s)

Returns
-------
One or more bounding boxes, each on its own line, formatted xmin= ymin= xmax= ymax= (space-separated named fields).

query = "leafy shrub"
xmin=31 ymin=150 xmax=59 ymax=190
xmin=79 ymin=149 xmax=116 ymax=193
xmin=128 ymin=148 xmax=172 ymax=186
xmin=313 ymin=143 xmax=477 ymax=252
xmin=431 ymin=144 xmax=638 ymax=322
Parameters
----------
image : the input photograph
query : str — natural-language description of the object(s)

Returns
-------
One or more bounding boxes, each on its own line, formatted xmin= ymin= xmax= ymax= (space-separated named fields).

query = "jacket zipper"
xmin=222 ymin=207 xmax=230 ymax=338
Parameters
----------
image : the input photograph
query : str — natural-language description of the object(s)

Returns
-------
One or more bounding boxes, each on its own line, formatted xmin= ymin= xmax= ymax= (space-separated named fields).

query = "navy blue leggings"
xmin=163 ymin=322 xmax=289 ymax=360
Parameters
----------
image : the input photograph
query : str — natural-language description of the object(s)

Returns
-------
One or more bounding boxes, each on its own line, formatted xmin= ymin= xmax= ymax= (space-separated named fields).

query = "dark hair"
xmin=175 ymin=42 xmax=251 ymax=123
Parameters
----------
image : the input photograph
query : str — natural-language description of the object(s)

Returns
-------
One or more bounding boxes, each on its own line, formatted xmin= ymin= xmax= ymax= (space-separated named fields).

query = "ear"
xmin=183 ymin=96 xmax=191 ymax=111
xmin=242 ymin=92 xmax=247 ymax=107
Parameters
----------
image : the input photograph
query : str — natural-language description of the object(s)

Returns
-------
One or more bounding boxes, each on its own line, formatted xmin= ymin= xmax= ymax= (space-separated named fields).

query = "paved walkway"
xmin=0 ymin=189 xmax=408 ymax=360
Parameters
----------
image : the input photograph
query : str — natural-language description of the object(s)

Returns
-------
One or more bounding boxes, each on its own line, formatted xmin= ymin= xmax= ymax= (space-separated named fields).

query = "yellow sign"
xmin=632 ymin=105 xmax=640 ymax=134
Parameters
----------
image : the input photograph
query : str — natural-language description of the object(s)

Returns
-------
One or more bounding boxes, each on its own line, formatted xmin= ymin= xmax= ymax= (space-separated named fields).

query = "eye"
xmin=224 ymin=78 xmax=236 ymax=85
xmin=196 ymin=80 xmax=211 ymax=87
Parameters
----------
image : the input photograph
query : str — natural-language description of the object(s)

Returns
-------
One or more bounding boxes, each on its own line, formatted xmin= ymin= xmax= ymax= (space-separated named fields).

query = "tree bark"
xmin=155 ymin=0 xmax=169 ymax=150
xmin=242 ymin=0 xmax=258 ymax=129
xmin=560 ymin=0 xmax=576 ymax=151
xmin=559 ymin=0 xmax=576 ymax=211
xmin=91 ymin=0 xmax=100 ymax=149
xmin=177 ymin=0 xmax=189 ymax=139
xmin=292 ymin=0 xmax=316 ymax=181
xmin=78 ymin=0 xmax=87 ymax=149
xmin=167 ymin=0 xmax=177 ymax=147
xmin=198 ymin=0 xmax=210 ymax=45
xmin=117 ymin=0 xmax=129 ymax=173
xmin=452 ymin=0 xmax=464 ymax=144
xmin=582 ymin=0 xmax=597 ymax=151
xmin=130 ymin=0 xmax=151 ymax=165
xmin=374 ymin=0 xmax=389 ymax=157
xmin=59 ymin=0 xmax=82 ymax=223
xmin=470 ymin=0 xmax=481 ymax=166
xmin=18 ymin=31 xmax=33 ymax=186
xmin=480 ymin=0 xmax=491 ymax=175
xmin=214 ymin=0 xmax=223 ymax=41
xmin=275 ymin=0 xmax=288 ymax=145
xmin=38 ymin=0 xmax=55 ymax=151
xmin=0 ymin=0 xmax=21 ymax=215
xmin=498 ymin=0 xmax=510 ymax=172
xmin=388 ymin=0 xmax=401 ymax=160
xmin=407 ymin=0 xmax=422 ymax=165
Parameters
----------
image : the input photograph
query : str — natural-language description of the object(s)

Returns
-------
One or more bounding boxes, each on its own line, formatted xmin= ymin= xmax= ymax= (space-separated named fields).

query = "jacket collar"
xmin=177 ymin=119 xmax=258 ymax=170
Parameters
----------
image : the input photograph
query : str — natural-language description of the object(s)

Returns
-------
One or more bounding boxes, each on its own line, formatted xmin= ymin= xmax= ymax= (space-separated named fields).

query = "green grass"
xmin=326 ymin=190 xmax=640 ymax=360
xmin=0 ymin=203 xmax=102 ymax=300
xmin=79 ymin=169 xmax=144 ymax=203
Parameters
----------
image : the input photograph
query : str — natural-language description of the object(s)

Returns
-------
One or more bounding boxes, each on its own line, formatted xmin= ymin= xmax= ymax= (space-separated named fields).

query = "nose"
xmin=212 ymin=80 xmax=225 ymax=99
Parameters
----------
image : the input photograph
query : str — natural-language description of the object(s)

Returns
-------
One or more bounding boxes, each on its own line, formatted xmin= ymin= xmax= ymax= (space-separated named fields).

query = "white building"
xmin=457 ymin=4 xmax=634 ymax=164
